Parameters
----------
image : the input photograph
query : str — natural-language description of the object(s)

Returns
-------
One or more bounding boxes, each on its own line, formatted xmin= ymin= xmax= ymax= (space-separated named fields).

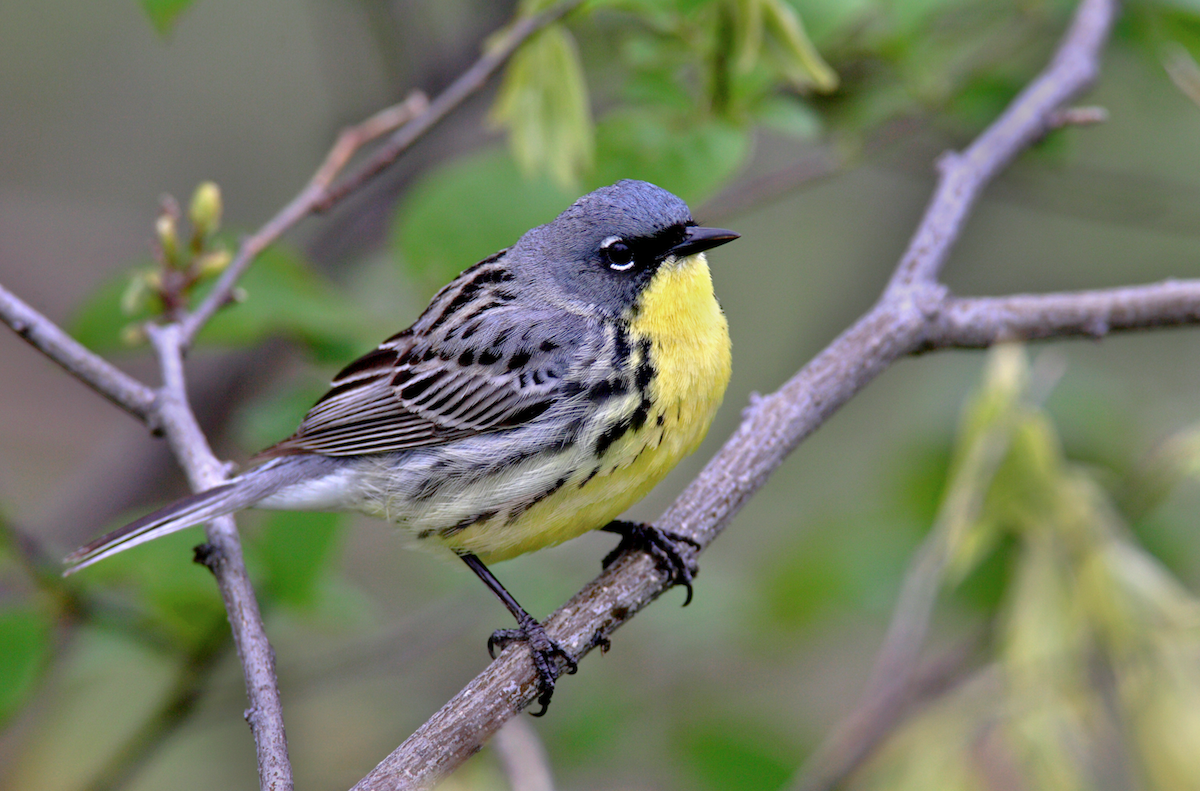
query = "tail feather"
xmin=65 ymin=482 xmax=250 ymax=574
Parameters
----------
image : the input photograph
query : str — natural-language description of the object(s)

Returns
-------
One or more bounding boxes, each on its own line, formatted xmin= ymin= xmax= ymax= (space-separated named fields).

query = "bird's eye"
xmin=600 ymin=236 xmax=635 ymax=271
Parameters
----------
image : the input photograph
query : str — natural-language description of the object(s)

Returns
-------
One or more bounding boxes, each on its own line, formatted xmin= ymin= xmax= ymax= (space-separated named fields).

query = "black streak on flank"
xmin=579 ymin=466 xmax=601 ymax=488
xmin=630 ymin=398 xmax=651 ymax=432
xmin=506 ymin=477 xmax=569 ymax=525
xmin=540 ymin=339 xmax=559 ymax=353
xmin=458 ymin=349 xmax=475 ymax=366
xmin=440 ymin=510 xmax=498 ymax=538
xmin=587 ymin=379 xmax=627 ymax=402
xmin=595 ymin=415 xmax=633 ymax=458
xmin=478 ymin=349 xmax=501 ymax=366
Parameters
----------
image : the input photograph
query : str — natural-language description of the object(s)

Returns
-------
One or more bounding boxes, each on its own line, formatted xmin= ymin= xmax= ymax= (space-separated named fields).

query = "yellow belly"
xmin=451 ymin=252 xmax=731 ymax=563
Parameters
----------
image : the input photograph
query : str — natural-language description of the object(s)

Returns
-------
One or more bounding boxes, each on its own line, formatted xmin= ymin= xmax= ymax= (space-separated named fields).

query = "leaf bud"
xmin=156 ymin=213 xmax=179 ymax=266
xmin=189 ymin=181 xmax=223 ymax=238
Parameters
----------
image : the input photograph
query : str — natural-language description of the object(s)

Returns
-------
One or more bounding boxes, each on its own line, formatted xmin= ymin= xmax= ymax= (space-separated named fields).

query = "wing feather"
xmin=255 ymin=283 xmax=583 ymax=460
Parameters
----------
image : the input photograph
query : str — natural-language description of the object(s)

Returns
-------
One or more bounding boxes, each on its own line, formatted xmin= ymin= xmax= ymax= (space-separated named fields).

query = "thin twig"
xmin=1 ymin=5 xmax=589 ymax=789
xmin=927 ymin=281 xmax=1200 ymax=347
xmin=182 ymin=0 xmax=583 ymax=347
xmin=792 ymin=635 xmax=985 ymax=791
xmin=353 ymin=1 xmax=1124 ymax=788
xmin=314 ymin=0 xmax=587 ymax=213
xmin=885 ymin=0 xmax=1113 ymax=291
xmin=180 ymin=91 xmax=429 ymax=346
xmin=0 ymin=283 xmax=158 ymax=425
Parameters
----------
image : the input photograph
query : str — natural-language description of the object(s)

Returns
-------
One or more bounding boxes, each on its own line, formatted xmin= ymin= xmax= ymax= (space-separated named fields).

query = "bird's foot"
xmin=601 ymin=520 xmax=700 ymax=606
xmin=488 ymin=615 xmax=576 ymax=716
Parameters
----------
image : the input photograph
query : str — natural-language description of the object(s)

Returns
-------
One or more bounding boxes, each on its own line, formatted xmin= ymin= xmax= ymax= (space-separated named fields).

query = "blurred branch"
xmin=314 ymin=0 xmax=586 ymax=213
xmin=791 ymin=635 xmax=984 ymax=791
xmin=3 ymin=4 xmax=590 ymax=790
xmin=787 ymin=355 xmax=1038 ymax=791
xmin=886 ymin=0 xmax=1112 ymax=291
xmin=493 ymin=718 xmax=556 ymax=791
xmin=182 ymin=0 xmax=583 ymax=348
xmin=0 ymin=284 xmax=158 ymax=425
xmin=13 ymin=0 xmax=1200 ymax=789
xmin=355 ymin=1 xmax=1132 ymax=788
xmin=1163 ymin=42 xmax=1200 ymax=109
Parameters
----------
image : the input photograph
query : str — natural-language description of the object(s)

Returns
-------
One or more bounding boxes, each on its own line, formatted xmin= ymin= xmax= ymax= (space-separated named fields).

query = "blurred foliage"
xmin=0 ymin=606 xmax=51 ymax=728
xmin=7 ymin=0 xmax=1200 ymax=789
xmin=70 ymin=242 xmax=372 ymax=363
xmin=138 ymin=0 xmax=196 ymax=36
xmin=849 ymin=347 xmax=1200 ymax=790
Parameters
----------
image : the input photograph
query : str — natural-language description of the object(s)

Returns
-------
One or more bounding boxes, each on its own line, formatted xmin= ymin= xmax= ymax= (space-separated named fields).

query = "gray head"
xmin=508 ymin=180 xmax=738 ymax=315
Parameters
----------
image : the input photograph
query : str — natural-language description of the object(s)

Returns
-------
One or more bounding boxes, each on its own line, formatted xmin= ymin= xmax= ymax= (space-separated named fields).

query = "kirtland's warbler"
xmin=66 ymin=179 xmax=738 ymax=712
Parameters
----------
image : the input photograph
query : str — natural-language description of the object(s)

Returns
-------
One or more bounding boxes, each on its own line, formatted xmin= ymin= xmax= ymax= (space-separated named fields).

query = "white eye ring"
xmin=601 ymin=236 xmax=635 ymax=271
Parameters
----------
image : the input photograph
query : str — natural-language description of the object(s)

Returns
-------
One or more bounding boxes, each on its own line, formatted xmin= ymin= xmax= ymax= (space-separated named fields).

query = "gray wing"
xmin=256 ymin=304 xmax=585 ymax=459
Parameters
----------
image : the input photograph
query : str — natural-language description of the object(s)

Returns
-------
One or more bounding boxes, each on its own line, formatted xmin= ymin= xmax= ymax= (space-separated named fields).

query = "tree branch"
xmin=146 ymin=324 xmax=293 ymax=790
xmin=0 ymin=283 xmax=158 ymax=425
xmin=354 ymin=1 xmax=1131 ymax=788
xmin=927 ymin=280 xmax=1200 ymax=347
xmin=885 ymin=0 xmax=1114 ymax=291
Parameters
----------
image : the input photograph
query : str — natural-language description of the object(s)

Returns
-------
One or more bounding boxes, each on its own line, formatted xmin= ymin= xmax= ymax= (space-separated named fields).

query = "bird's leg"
xmin=601 ymin=520 xmax=700 ymax=606
xmin=459 ymin=552 xmax=576 ymax=716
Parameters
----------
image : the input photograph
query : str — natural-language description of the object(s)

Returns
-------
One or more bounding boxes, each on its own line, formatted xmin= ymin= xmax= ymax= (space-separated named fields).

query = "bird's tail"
xmin=64 ymin=476 xmax=271 ymax=575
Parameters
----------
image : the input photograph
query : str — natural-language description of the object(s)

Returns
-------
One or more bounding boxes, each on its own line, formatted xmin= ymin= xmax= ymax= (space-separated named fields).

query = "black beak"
xmin=667 ymin=226 xmax=740 ymax=258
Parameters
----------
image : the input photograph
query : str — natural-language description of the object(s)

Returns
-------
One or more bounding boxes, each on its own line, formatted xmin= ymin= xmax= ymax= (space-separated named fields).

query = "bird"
xmin=65 ymin=179 xmax=738 ymax=713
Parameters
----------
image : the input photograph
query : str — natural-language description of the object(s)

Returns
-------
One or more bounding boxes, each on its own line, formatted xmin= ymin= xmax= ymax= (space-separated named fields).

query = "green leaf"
xmin=393 ymin=150 xmax=575 ymax=285
xmin=198 ymin=245 xmax=369 ymax=360
xmin=491 ymin=24 xmax=594 ymax=187
xmin=139 ymin=0 xmax=196 ymax=36
xmin=0 ymin=607 xmax=51 ymax=726
xmin=759 ymin=0 xmax=838 ymax=92
xmin=70 ymin=243 xmax=369 ymax=362
xmin=250 ymin=511 xmax=344 ymax=610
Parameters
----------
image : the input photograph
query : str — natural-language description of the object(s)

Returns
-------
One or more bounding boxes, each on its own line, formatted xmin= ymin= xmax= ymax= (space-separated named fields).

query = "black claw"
xmin=486 ymin=617 xmax=575 ymax=716
xmin=602 ymin=520 xmax=700 ymax=605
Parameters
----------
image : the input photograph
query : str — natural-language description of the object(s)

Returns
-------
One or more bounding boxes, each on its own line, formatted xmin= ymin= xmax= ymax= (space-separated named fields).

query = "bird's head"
xmin=509 ymin=180 xmax=739 ymax=316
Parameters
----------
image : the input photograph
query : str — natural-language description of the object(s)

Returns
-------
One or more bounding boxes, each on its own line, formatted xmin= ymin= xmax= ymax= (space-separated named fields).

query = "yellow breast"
xmin=460 ymin=252 xmax=730 ymax=562
xmin=628 ymin=251 xmax=732 ymax=457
